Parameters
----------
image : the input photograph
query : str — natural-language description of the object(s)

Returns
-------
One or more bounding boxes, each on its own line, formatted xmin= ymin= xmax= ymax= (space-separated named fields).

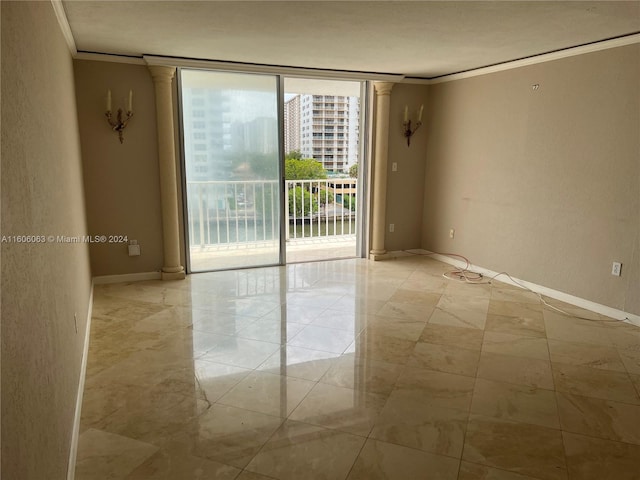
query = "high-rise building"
xmin=284 ymin=95 xmax=301 ymax=154
xmin=182 ymin=87 xmax=232 ymax=181
xmin=288 ymin=94 xmax=359 ymax=173
xmin=183 ymin=88 xmax=278 ymax=181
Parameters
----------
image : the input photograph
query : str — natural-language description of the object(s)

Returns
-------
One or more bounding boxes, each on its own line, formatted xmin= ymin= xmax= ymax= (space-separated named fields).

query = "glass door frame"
xmin=177 ymin=67 xmax=370 ymax=273
xmin=177 ymin=67 xmax=286 ymax=273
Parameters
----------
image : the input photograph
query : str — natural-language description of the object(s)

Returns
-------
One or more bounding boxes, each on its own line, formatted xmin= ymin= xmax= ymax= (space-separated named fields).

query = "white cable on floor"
xmin=404 ymin=250 xmax=629 ymax=324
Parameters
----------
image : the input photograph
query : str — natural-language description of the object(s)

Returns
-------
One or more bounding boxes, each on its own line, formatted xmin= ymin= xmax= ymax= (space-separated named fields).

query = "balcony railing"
xmin=186 ymin=179 xmax=357 ymax=249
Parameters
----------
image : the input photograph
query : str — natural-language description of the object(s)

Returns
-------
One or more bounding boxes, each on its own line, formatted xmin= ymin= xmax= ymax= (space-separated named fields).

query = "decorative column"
xmin=148 ymin=65 xmax=185 ymax=280
xmin=370 ymin=81 xmax=394 ymax=257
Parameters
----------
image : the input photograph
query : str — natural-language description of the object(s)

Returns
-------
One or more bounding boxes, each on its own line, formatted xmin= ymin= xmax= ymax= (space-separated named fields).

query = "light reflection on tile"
xmin=289 ymin=382 xmax=387 ymax=436
xmin=362 ymin=316 xmax=427 ymax=341
xmin=77 ymin=257 xmax=640 ymax=479
xmin=201 ymin=337 xmax=281 ymax=369
xmin=261 ymin=304 xmax=322 ymax=325
xmin=328 ymin=296 xmax=388 ymax=316
xmin=288 ymin=324 xmax=356 ymax=353
xmin=218 ymin=371 xmax=315 ymax=418
xmin=311 ymin=310 xmax=367 ymax=333
xmin=319 ymin=355 xmax=402 ymax=396
xmin=191 ymin=312 xmax=258 ymax=336
xmin=194 ymin=359 xmax=251 ymax=402
xmin=258 ymin=345 xmax=337 ymax=381
xmin=344 ymin=330 xmax=416 ymax=365
xmin=235 ymin=318 xmax=306 ymax=344
xmin=189 ymin=404 xmax=284 ymax=468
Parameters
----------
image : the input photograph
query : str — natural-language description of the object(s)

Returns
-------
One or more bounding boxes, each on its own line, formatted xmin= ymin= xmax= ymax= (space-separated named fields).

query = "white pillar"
xmin=148 ymin=65 xmax=185 ymax=280
xmin=370 ymin=82 xmax=394 ymax=257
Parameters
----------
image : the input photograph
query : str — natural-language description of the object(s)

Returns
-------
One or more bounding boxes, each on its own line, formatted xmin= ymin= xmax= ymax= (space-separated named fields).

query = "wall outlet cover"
xmin=612 ymin=262 xmax=622 ymax=276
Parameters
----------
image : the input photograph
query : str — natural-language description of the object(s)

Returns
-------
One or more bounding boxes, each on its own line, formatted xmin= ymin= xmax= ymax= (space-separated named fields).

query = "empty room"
xmin=2 ymin=1 xmax=640 ymax=479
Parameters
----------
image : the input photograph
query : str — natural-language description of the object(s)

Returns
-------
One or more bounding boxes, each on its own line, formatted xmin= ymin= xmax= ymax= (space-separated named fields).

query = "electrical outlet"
xmin=391 ymin=162 xmax=398 ymax=172
xmin=612 ymin=262 xmax=622 ymax=276
xmin=449 ymin=228 xmax=455 ymax=239
xmin=128 ymin=240 xmax=141 ymax=256
xmin=389 ymin=224 xmax=395 ymax=233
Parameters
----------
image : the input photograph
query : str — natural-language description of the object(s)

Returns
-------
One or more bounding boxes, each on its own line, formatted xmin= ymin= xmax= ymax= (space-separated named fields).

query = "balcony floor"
xmin=189 ymin=235 xmax=357 ymax=271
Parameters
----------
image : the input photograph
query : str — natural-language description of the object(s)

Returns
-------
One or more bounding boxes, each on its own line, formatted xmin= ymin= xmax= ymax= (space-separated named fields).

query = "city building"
xmin=284 ymin=94 xmax=301 ymax=154
xmin=287 ymin=94 xmax=360 ymax=173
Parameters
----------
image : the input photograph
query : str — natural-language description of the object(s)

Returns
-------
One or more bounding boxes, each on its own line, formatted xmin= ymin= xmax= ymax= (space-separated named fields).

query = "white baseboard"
xmin=67 ymin=282 xmax=94 ymax=480
xmin=400 ymin=249 xmax=640 ymax=327
xmin=93 ymin=271 xmax=162 ymax=285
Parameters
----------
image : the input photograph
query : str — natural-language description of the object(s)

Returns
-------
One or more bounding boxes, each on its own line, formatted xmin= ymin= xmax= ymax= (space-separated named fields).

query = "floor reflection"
xmin=76 ymin=257 xmax=640 ymax=479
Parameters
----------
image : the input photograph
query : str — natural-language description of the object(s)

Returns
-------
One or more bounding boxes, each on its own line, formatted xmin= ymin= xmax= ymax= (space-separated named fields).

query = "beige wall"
xmin=1 ymin=2 xmax=92 ymax=478
xmin=422 ymin=44 xmax=640 ymax=315
xmin=383 ymin=83 xmax=429 ymax=251
xmin=74 ymin=60 xmax=166 ymax=276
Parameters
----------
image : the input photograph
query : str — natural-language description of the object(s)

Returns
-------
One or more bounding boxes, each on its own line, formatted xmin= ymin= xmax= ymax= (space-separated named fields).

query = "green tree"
xmin=285 ymin=158 xmax=327 ymax=180
xmin=342 ymin=194 xmax=357 ymax=211
xmin=349 ymin=163 xmax=358 ymax=179
xmin=285 ymin=150 xmax=303 ymax=161
xmin=288 ymin=186 xmax=318 ymax=216
xmin=318 ymin=188 xmax=334 ymax=206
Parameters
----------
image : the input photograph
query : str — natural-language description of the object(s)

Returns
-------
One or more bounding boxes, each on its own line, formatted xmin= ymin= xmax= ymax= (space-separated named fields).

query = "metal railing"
xmin=186 ymin=179 xmax=357 ymax=249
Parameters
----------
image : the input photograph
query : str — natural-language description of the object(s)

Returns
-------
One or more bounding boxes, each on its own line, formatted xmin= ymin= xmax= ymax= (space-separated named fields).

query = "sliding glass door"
xmin=180 ymin=69 xmax=282 ymax=272
xmin=283 ymin=78 xmax=364 ymax=263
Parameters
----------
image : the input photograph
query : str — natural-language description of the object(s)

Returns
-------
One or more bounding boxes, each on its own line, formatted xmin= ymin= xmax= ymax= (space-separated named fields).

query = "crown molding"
xmin=50 ymin=0 xmax=76 ymax=55
xmin=143 ymin=55 xmax=405 ymax=82
xmin=427 ymin=32 xmax=640 ymax=85
xmin=74 ymin=51 xmax=146 ymax=65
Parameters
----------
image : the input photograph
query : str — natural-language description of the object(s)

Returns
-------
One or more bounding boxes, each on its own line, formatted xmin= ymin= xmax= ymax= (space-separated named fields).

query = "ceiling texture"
xmin=63 ymin=1 xmax=640 ymax=79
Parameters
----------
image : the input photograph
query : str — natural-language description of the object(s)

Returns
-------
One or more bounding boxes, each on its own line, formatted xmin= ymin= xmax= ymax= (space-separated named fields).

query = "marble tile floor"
xmin=75 ymin=257 xmax=640 ymax=480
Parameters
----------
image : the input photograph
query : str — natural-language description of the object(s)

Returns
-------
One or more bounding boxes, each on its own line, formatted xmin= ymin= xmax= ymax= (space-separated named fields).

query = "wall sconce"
xmin=105 ymin=89 xmax=133 ymax=144
xmin=403 ymin=104 xmax=423 ymax=147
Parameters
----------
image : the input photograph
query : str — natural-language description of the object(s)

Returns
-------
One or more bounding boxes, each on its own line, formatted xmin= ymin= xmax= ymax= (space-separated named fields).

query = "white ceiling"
xmin=63 ymin=1 xmax=640 ymax=78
